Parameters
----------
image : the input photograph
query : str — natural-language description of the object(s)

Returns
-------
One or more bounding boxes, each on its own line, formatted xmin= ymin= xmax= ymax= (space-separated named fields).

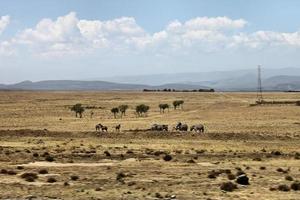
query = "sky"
xmin=1 ymin=0 xmax=300 ymax=83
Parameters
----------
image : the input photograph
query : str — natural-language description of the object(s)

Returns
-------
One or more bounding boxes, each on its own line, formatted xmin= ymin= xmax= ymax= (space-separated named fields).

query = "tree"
xmin=119 ymin=105 xmax=129 ymax=117
xmin=159 ymin=104 xmax=169 ymax=113
xmin=71 ymin=103 xmax=85 ymax=118
xmin=136 ymin=104 xmax=150 ymax=117
xmin=173 ymin=100 xmax=184 ymax=110
xmin=111 ymin=107 xmax=119 ymax=119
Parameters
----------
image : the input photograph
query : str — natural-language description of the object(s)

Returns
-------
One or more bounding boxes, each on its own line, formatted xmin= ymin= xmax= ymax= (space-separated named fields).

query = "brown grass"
xmin=0 ymin=91 xmax=299 ymax=199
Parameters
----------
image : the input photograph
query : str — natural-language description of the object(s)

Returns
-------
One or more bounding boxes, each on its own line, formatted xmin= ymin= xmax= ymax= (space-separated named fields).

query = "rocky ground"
xmin=0 ymin=130 xmax=299 ymax=200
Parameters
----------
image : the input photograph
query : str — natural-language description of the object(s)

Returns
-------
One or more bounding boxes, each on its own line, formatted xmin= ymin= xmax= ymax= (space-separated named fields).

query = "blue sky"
xmin=1 ymin=0 xmax=300 ymax=83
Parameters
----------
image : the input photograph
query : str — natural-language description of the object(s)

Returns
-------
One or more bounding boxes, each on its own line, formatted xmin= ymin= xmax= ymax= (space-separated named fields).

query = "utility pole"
xmin=257 ymin=65 xmax=263 ymax=103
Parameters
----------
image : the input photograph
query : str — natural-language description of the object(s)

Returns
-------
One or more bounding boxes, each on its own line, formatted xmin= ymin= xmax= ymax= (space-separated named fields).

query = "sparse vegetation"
xmin=159 ymin=104 xmax=169 ymax=113
xmin=70 ymin=175 xmax=79 ymax=181
xmin=220 ymin=182 xmax=238 ymax=192
xmin=111 ymin=107 xmax=119 ymax=118
xmin=21 ymin=172 xmax=38 ymax=182
xmin=71 ymin=103 xmax=85 ymax=118
xmin=119 ymin=105 xmax=129 ymax=117
xmin=135 ymin=104 xmax=150 ymax=117
xmin=173 ymin=100 xmax=184 ymax=109
xmin=0 ymin=91 xmax=299 ymax=199
xmin=47 ymin=177 xmax=57 ymax=183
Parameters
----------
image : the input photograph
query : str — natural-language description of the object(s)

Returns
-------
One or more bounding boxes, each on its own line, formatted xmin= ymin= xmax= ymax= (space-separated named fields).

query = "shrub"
xmin=220 ymin=182 xmax=238 ymax=192
xmin=291 ymin=181 xmax=300 ymax=191
xmin=119 ymin=105 xmax=129 ymax=117
xmin=47 ymin=177 xmax=57 ymax=183
xmin=135 ymin=104 xmax=150 ymax=117
xmin=159 ymin=104 xmax=169 ymax=113
xmin=38 ymin=169 xmax=48 ymax=174
xmin=173 ymin=100 xmax=184 ymax=110
xmin=278 ymin=184 xmax=290 ymax=192
xmin=163 ymin=154 xmax=172 ymax=161
xmin=7 ymin=170 xmax=17 ymax=175
xmin=227 ymin=173 xmax=236 ymax=180
xmin=111 ymin=107 xmax=119 ymax=118
xmin=116 ymin=172 xmax=126 ymax=182
xmin=104 ymin=150 xmax=111 ymax=157
xmin=21 ymin=172 xmax=38 ymax=182
xmin=16 ymin=166 xmax=24 ymax=170
xmin=285 ymin=175 xmax=293 ymax=181
xmin=45 ymin=155 xmax=55 ymax=162
xmin=70 ymin=175 xmax=79 ymax=181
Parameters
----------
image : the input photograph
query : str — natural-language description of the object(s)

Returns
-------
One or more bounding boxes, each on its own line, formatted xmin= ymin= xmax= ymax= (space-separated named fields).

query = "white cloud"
xmin=0 ymin=15 xmax=10 ymax=35
xmin=2 ymin=12 xmax=300 ymax=58
xmin=167 ymin=16 xmax=246 ymax=32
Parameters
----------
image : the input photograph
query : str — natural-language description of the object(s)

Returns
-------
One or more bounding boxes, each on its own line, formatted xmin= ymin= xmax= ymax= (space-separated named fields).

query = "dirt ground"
xmin=0 ymin=91 xmax=299 ymax=199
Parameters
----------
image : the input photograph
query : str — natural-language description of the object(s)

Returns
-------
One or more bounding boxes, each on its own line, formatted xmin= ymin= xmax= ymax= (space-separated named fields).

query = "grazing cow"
xmin=101 ymin=125 xmax=108 ymax=132
xmin=175 ymin=122 xmax=188 ymax=131
xmin=115 ymin=124 xmax=121 ymax=132
xmin=190 ymin=124 xmax=205 ymax=133
xmin=151 ymin=124 xmax=168 ymax=131
xmin=96 ymin=123 xmax=108 ymax=132
xmin=95 ymin=124 xmax=102 ymax=131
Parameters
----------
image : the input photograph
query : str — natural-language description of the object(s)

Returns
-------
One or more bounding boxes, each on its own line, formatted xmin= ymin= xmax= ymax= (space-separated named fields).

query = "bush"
xmin=116 ymin=172 xmax=126 ymax=182
xmin=163 ymin=154 xmax=172 ymax=161
xmin=285 ymin=175 xmax=293 ymax=181
xmin=136 ymin=104 xmax=150 ymax=117
xmin=47 ymin=177 xmax=57 ymax=183
xmin=220 ymin=182 xmax=238 ymax=192
xmin=21 ymin=172 xmax=38 ymax=182
xmin=291 ymin=181 xmax=300 ymax=191
xmin=278 ymin=184 xmax=290 ymax=192
xmin=227 ymin=173 xmax=236 ymax=180
xmin=159 ymin=104 xmax=169 ymax=113
xmin=173 ymin=100 xmax=184 ymax=109
xmin=70 ymin=175 xmax=79 ymax=181
xmin=38 ymin=169 xmax=48 ymax=174
xmin=119 ymin=105 xmax=129 ymax=117
xmin=111 ymin=107 xmax=119 ymax=118
xmin=45 ymin=155 xmax=55 ymax=162
xmin=7 ymin=170 xmax=17 ymax=175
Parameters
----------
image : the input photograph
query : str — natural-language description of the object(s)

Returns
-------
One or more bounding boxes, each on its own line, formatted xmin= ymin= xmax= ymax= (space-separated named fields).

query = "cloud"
xmin=1 ymin=12 xmax=300 ymax=58
xmin=167 ymin=16 xmax=247 ymax=32
xmin=0 ymin=15 xmax=10 ymax=35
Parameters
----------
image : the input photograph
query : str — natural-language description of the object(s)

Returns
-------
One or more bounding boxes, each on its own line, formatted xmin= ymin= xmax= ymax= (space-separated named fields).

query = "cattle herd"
xmin=95 ymin=122 xmax=205 ymax=133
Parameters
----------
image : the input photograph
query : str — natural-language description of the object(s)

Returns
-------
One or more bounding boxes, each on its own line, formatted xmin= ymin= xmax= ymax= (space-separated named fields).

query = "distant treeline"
xmin=253 ymin=100 xmax=300 ymax=106
xmin=143 ymin=88 xmax=215 ymax=92
xmin=284 ymin=90 xmax=300 ymax=93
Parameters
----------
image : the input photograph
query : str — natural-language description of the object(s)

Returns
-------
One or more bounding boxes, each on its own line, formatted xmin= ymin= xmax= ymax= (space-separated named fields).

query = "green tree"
xmin=159 ymin=104 xmax=169 ymax=113
xmin=71 ymin=103 xmax=85 ymax=118
xmin=119 ymin=104 xmax=129 ymax=117
xmin=173 ymin=100 xmax=184 ymax=110
xmin=136 ymin=104 xmax=150 ymax=117
xmin=111 ymin=107 xmax=119 ymax=119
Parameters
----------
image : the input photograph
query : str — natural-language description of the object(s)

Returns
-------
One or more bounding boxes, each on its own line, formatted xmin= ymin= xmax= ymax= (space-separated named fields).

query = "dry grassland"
xmin=0 ymin=91 xmax=299 ymax=199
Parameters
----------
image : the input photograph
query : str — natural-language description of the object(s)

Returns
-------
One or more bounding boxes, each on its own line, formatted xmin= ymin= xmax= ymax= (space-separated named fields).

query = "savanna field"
xmin=0 ymin=91 xmax=299 ymax=199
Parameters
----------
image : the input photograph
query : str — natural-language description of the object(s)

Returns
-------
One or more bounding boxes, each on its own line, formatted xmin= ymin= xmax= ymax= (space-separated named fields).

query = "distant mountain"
xmin=96 ymin=67 xmax=300 ymax=86
xmin=264 ymin=76 xmax=300 ymax=91
xmin=0 ymin=80 xmax=211 ymax=91
xmin=0 ymin=80 xmax=148 ymax=91
xmin=1 ymin=68 xmax=300 ymax=91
